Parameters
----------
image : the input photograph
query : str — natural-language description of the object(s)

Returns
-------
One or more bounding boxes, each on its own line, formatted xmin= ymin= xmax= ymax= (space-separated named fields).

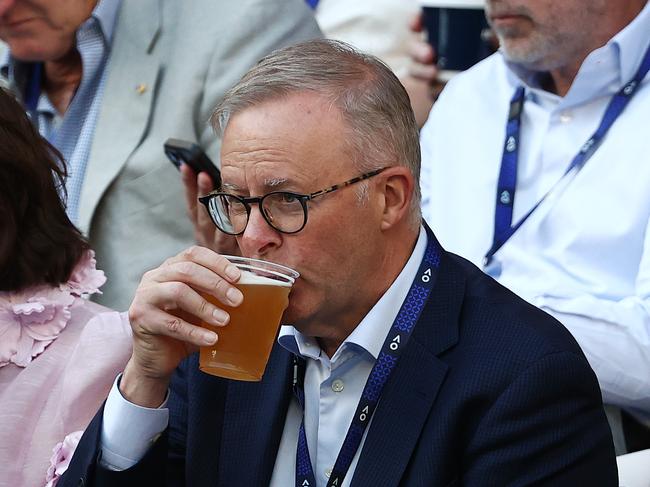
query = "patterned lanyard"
xmin=485 ymin=42 xmax=650 ymax=268
xmin=293 ymin=235 xmax=441 ymax=487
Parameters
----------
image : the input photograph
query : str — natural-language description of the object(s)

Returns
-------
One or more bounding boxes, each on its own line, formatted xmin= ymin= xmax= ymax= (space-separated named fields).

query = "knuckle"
xmin=161 ymin=256 xmax=176 ymax=268
xmin=214 ymin=278 xmax=230 ymax=298
xmin=128 ymin=303 xmax=143 ymax=325
xmin=196 ymin=297 xmax=209 ymax=317
xmin=141 ymin=268 xmax=159 ymax=282
xmin=167 ymin=281 xmax=186 ymax=301
xmin=182 ymin=245 xmax=201 ymax=260
xmin=165 ymin=317 xmax=183 ymax=334
xmin=185 ymin=325 xmax=201 ymax=341
xmin=176 ymin=261 xmax=194 ymax=279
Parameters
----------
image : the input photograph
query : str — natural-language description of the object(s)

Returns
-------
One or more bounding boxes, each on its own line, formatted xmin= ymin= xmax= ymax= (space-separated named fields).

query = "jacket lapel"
xmin=351 ymin=234 xmax=465 ymax=486
xmin=217 ymin=345 xmax=294 ymax=486
xmin=77 ymin=0 xmax=162 ymax=234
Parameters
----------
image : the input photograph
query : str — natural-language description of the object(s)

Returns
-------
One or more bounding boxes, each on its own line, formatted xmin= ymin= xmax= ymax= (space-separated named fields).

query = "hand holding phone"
xmin=164 ymin=138 xmax=221 ymax=187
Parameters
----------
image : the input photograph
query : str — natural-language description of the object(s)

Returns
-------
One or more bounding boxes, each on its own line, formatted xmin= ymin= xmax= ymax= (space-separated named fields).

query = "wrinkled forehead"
xmin=219 ymin=93 xmax=355 ymax=192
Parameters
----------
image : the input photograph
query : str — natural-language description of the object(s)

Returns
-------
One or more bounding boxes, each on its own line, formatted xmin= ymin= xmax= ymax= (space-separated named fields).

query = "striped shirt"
xmin=0 ymin=0 xmax=122 ymax=224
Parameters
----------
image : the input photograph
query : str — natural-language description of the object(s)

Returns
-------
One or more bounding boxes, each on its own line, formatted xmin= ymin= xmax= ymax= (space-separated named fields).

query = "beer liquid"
xmin=199 ymin=273 xmax=291 ymax=381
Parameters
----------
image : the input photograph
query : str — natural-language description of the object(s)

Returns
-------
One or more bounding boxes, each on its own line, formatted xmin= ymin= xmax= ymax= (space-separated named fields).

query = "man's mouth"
xmin=3 ymin=17 xmax=37 ymax=29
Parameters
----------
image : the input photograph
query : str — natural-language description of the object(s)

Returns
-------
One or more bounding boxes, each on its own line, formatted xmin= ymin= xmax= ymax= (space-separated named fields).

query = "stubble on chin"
xmin=497 ymin=29 xmax=557 ymax=70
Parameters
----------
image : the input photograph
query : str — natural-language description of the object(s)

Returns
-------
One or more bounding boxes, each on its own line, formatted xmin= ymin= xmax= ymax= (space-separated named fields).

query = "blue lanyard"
xmin=293 ymin=236 xmax=441 ymax=487
xmin=24 ymin=62 xmax=43 ymax=115
xmin=485 ymin=43 xmax=650 ymax=267
xmin=305 ymin=0 xmax=320 ymax=9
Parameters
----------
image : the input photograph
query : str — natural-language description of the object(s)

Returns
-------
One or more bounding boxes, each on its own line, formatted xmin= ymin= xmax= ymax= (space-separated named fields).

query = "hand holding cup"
xmin=121 ymin=246 xmax=242 ymax=407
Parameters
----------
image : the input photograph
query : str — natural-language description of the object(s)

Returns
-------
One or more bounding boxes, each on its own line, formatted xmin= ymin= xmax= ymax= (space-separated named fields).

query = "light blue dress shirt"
xmin=0 ymin=0 xmax=121 ymax=224
xmin=420 ymin=2 xmax=650 ymax=414
xmin=98 ymin=227 xmax=427 ymax=487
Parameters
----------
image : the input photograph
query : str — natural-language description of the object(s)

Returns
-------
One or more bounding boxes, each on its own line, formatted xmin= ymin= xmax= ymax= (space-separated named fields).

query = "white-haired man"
xmin=419 ymin=0 xmax=650 ymax=453
xmin=61 ymin=40 xmax=616 ymax=486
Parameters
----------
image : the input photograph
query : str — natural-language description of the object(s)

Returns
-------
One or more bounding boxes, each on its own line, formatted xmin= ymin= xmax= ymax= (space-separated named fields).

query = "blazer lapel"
xmin=351 ymin=240 xmax=465 ymax=486
xmin=217 ymin=345 xmax=294 ymax=486
xmin=77 ymin=0 xmax=162 ymax=234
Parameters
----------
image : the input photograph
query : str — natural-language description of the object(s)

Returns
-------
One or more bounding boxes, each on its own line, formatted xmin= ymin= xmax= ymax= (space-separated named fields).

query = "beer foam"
xmin=237 ymin=269 xmax=293 ymax=286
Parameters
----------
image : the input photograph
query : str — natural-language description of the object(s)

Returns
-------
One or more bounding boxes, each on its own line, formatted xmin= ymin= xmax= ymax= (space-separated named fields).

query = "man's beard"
xmin=496 ymin=28 xmax=559 ymax=70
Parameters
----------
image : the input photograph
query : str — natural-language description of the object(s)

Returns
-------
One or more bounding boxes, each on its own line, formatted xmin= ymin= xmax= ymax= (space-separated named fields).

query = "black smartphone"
xmin=164 ymin=138 xmax=221 ymax=187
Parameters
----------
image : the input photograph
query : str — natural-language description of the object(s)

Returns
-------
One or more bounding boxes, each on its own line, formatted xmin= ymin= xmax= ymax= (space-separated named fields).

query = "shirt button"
xmin=325 ymin=467 xmax=333 ymax=478
xmin=559 ymin=111 xmax=572 ymax=123
xmin=331 ymin=379 xmax=344 ymax=393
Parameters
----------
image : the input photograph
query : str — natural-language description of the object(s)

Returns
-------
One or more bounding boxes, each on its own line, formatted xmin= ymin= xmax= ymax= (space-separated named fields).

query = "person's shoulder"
xmin=162 ymin=0 xmax=311 ymax=22
xmin=435 ymin=53 xmax=512 ymax=108
xmin=446 ymin=52 xmax=508 ymax=87
xmin=72 ymin=299 xmax=130 ymax=335
xmin=155 ymin=0 xmax=319 ymax=50
xmin=422 ymin=53 xmax=513 ymax=135
xmin=444 ymin=251 xmax=588 ymax=367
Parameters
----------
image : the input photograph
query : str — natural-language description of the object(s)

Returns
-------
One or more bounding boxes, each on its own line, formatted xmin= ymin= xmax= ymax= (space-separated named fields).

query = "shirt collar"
xmin=88 ymin=0 xmax=122 ymax=46
xmin=504 ymin=0 xmax=650 ymax=104
xmin=613 ymin=0 xmax=650 ymax=83
xmin=0 ymin=49 xmax=11 ymax=85
xmin=278 ymin=226 xmax=428 ymax=362
xmin=0 ymin=0 xmax=121 ymax=84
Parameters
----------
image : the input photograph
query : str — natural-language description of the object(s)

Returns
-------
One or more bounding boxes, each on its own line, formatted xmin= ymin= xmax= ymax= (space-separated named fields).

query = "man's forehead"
xmin=219 ymin=158 xmax=320 ymax=193
xmin=223 ymin=92 xmax=343 ymax=135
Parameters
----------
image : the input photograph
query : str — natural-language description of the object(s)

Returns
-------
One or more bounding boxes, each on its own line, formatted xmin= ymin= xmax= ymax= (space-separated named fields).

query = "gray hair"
xmin=211 ymin=39 xmax=421 ymax=228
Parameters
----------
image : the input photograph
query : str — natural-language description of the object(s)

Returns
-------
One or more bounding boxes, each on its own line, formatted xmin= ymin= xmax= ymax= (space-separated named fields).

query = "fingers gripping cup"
xmin=199 ymin=256 xmax=299 ymax=381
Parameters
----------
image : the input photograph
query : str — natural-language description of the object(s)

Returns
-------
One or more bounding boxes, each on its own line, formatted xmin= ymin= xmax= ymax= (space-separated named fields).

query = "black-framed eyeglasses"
xmin=198 ymin=168 xmax=387 ymax=235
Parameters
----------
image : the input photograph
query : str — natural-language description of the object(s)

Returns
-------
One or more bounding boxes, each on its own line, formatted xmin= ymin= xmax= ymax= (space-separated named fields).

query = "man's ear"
xmin=377 ymin=166 xmax=415 ymax=231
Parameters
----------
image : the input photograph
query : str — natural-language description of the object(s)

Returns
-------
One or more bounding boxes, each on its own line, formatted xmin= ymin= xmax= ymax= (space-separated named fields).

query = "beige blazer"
xmin=1 ymin=0 xmax=321 ymax=310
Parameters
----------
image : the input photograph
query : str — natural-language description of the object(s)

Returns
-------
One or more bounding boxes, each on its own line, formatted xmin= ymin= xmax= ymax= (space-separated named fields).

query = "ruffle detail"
xmin=0 ymin=250 xmax=106 ymax=368
xmin=44 ymin=430 xmax=84 ymax=487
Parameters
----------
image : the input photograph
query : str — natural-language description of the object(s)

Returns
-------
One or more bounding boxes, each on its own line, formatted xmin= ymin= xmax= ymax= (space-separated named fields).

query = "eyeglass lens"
xmin=209 ymin=193 xmax=306 ymax=235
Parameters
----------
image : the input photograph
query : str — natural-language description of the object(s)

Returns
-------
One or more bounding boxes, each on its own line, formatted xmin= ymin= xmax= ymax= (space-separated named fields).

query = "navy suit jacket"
xmin=61 ymin=234 xmax=617 ymax=486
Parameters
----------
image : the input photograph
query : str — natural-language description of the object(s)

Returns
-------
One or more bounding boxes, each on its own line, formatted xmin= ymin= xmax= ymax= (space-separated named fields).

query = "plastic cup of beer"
xmin=198 ymin=256 xmax=299 ymax=381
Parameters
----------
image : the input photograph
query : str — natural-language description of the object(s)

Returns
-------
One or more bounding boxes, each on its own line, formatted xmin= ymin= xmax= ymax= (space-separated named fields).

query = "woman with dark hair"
xmin=0 ymin=88 xmax=132 ymax=487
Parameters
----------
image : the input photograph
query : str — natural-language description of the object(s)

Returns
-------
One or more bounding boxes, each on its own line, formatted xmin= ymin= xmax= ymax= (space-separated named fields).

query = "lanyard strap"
xmin=294 ymin=236 xmax=441 ymax=487
xmin=305 ymin=0 xmax=320 ymax=9
xmin=485 ymin=42 xmax=650 ymax=267
xmin=24 ymin=62 xmax=42 ymax=115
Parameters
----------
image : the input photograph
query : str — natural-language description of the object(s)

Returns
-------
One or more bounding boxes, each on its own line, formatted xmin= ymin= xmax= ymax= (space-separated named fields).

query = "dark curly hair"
xmin=0 ymin=87 xmax=89 ymax=291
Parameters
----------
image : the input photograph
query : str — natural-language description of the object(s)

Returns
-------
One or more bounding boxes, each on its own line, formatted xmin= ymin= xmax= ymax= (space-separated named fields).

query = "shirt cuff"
xmin=99 ymin=373 xmax=169 ymax=471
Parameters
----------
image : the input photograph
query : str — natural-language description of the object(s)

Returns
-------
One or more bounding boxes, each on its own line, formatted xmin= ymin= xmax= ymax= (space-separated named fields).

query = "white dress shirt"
xmin=100 ymin=227 xmax=427 ymax=484
xmin=314 ymin=0 xmax=419 ymax=77
xmin=420 ymin=2 xmax=650 ymax=414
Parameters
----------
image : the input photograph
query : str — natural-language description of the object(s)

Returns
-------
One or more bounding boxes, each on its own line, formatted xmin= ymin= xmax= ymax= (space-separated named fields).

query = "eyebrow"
xmin=221 ymin=182 xmax=240 ymax=192
xmin=264 ymin=177 xmax=289 ymax=188
xmin=221 ymin=177 xmax=293 ymax=193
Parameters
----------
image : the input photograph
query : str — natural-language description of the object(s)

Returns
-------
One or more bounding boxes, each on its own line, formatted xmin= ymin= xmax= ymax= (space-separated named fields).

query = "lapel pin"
xmin=135 ymin=83 xmax=148 ymax=95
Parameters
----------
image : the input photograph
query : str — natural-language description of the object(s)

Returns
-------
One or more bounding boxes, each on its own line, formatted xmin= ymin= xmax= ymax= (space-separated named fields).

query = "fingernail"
xmin=227 ymin=287 xmax=243 ymax=305
xmin=226 ymin=265 xmax=240 ymax=281
xmin=203 ymin=331 xmax=217 ymax=345
xmin=212 ymin=308 xmax=229 ymax=325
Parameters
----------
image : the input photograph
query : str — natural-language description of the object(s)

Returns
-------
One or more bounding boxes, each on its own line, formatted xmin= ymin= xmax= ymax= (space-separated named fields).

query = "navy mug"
xmin=421 ymin=1 xmax=493 ymax=78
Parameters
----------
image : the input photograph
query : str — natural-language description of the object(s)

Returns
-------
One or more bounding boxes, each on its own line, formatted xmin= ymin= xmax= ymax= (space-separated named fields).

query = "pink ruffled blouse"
xmin=0 ymin=251 xmax=132 ymax=487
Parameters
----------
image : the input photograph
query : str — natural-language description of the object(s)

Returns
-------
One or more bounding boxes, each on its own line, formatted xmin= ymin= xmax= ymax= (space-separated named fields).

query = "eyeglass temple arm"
xmin=308 ymin=168 xmax=386 ymax=199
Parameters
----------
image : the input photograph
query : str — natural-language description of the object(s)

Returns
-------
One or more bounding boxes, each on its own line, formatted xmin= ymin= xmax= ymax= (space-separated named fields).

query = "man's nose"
xmin=238 ymin=206 xmax=282 ymax=258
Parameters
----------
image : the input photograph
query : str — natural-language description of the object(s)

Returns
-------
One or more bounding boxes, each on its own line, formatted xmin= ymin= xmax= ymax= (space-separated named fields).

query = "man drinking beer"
xmin=61 ymin=40 xmax=617 ymax=486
